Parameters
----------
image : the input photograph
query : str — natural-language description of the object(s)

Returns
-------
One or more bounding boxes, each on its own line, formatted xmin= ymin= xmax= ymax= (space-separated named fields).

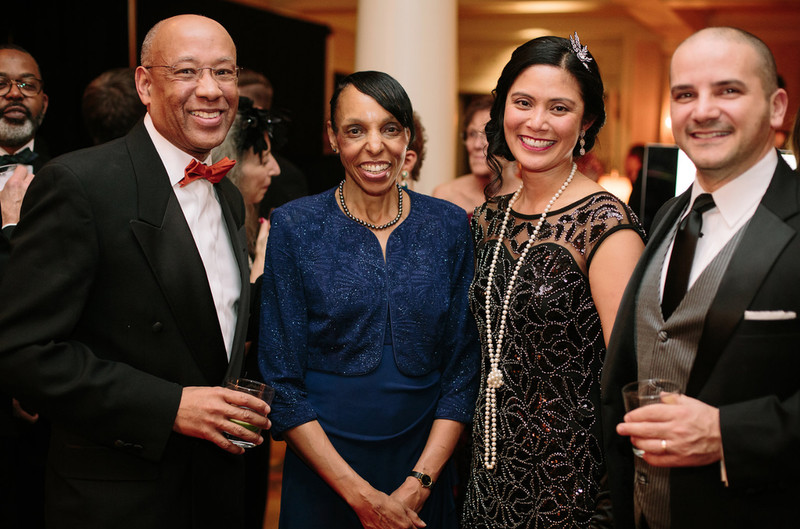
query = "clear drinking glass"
xmin=622 ymin=378 xmax=682 ymax=457
xmin=223 ymin=377 xmax=274 ymax=449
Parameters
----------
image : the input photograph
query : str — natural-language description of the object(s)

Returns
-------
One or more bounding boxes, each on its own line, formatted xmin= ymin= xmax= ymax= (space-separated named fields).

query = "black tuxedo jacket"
xmin=0 ymin=122 xmax=251 ymax=528
xmin=602 ymin=155 xmax=800 ymax=529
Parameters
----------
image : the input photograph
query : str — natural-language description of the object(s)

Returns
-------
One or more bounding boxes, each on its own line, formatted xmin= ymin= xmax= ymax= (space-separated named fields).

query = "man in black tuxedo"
xmin=0 ymin=44 xmax=51 ymax=529
xmin=0 ymin=44 xmax=49 ymax=276
xmin=0 ymin=14 xmax=269 ymax=529
xmin=602 ymin=27 xmax=796 ymax=529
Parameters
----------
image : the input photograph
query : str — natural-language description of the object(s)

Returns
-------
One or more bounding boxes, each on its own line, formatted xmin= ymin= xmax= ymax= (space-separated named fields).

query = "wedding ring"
xmin=661 ymin=439 xmax=667 ymax=452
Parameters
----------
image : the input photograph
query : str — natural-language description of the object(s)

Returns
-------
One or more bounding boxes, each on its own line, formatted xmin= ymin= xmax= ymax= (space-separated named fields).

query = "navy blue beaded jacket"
xmin=258 ymin=189 xmax=481 ymax=434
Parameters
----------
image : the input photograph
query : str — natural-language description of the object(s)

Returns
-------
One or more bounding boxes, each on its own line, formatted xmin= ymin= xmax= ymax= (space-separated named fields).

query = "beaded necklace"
xmin=338 ymin=180 xmax=403 ymax=230
xmin=482 ymin=162 xmax=576 ymax=470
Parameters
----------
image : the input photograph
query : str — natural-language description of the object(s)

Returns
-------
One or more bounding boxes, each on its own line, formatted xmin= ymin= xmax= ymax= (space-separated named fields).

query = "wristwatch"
xmin=409 ymin=470 xmax=434 ymax=489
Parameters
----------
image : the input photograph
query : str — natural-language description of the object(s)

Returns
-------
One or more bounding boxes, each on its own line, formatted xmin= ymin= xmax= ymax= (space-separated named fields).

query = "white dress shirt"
xmin=144 ymin=114 xmax=240 ymax=359
xmin=661 ymin=149 xmax=777 ymax=295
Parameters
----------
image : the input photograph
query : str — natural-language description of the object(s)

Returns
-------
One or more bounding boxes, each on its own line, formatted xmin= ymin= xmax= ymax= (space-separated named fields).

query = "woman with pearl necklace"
xmin=461 ymin=34 xmax=645 ymax=529
xmin=259 ymin=71 xmax=479 ymax=529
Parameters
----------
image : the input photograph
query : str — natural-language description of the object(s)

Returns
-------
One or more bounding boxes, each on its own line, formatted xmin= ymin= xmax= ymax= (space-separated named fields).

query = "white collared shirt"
xmin=661 ymin=149 xmax=777 ymax=294
xmin=144 ymin=114 xmax=240 ymax=359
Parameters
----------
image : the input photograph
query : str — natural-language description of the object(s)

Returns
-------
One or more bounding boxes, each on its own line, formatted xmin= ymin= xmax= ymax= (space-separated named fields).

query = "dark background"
xmin=1 ymin=0 xmax=329 ymax=169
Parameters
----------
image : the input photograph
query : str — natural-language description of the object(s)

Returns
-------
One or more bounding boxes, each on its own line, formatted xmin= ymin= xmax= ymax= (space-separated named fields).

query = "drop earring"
xmin=579 ymin=131 xmax=586 ymax=157
xmin=400 ymin=170 xmax=410 ymax=189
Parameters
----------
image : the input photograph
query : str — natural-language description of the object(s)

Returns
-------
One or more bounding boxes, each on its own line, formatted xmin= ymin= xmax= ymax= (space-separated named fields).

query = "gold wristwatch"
xmin=409 ymin=470 xmax=434 ymax=488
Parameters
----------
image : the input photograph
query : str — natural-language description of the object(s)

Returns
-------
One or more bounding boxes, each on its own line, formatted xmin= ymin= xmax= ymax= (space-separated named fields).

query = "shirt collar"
xmin=0 ymin=138 xmax=35 ymax=157
xmin=690 ymin=149 xmax=777 ymax=229
xmin=143 ymin=113 xmax=215 ymax=187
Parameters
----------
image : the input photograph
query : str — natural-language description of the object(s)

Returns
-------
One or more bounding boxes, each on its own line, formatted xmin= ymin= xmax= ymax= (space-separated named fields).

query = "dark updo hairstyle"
xmin=329 ymin=70 xmax=416 ymax=146
xmin=485 ymin=35 xmax=606 ymax=199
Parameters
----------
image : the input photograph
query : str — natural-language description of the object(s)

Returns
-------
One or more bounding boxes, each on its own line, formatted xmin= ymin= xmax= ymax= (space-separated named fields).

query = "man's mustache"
xmin=1 ymin=104 xmax=32 ymax=119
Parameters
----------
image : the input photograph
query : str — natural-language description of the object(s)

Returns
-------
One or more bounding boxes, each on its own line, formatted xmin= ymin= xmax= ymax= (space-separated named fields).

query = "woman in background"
xmin=462 ymin=34 xmax=644 ymax=528
xmin=213 ymin=96 xmax=281 ymax=283
xmin=212 ymin=96 xmax=281 ymax=529
xmin=260 ymin=71 xmax=479 ymax=529
xmin=433 ymin=95 xmax=519 ymax=217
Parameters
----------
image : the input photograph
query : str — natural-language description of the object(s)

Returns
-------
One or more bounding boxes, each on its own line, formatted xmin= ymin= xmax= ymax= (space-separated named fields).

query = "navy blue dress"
xmin=259 ymin=189 xmax=480 ymax=529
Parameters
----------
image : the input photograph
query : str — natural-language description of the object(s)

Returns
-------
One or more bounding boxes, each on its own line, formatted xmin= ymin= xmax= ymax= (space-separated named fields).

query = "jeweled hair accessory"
xmin=569 ymin=32 xmax=593 ymax=71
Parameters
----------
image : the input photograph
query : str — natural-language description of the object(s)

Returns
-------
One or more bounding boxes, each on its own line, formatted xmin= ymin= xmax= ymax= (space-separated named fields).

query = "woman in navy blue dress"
xmin=259 ymin=71 xmax=480 ymax=529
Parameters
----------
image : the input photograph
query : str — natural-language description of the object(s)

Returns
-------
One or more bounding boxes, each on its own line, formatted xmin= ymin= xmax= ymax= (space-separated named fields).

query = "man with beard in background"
xmin=0 ymin=44 xmax=49 ymax=273
xmin=0 ymin=44 xmax=50 ymax=529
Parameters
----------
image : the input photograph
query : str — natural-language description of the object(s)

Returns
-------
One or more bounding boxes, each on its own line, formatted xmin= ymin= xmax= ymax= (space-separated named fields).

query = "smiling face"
xmin=136 ymin=15 xmax=238 ymax=160
xmin=328 ymin=85 xmax=409 ymax=197
xmin=0 ymin=48 xmax=48 ymax=151
xmin=669 ymin=31 xmax=787 ymax=188
xmin=238 ymin=137 xmax=280 ymax=205
xmin=503 ymin=64 xmax=587 ymax=177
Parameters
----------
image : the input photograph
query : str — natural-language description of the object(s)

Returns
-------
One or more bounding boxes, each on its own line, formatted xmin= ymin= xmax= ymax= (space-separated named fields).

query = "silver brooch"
xmin=569 ymin=32 xmax=593 ymax=71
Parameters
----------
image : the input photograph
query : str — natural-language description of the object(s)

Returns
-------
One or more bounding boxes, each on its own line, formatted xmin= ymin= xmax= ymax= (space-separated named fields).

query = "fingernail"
xmin=259 ymin=217 xmax=266 ymax=224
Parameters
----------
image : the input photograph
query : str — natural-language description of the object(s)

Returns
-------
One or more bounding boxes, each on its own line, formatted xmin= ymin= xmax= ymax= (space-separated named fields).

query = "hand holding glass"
xmin=622 ymin=378 xmax=681 ymax=457
xmin=224 ymin=378 xmax=274 ymax=449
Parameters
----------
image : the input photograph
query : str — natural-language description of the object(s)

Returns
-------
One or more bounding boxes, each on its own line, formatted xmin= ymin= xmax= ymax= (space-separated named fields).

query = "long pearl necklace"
xmin=338 ymin=180 xmax=403 ymax=230
xmin=482 ymin=162 xmax=576 ymax=470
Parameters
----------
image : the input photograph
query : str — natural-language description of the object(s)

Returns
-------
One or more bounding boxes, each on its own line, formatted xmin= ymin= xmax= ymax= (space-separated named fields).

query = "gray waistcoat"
xmin=632 ymin=218 xmax=747 ymax=529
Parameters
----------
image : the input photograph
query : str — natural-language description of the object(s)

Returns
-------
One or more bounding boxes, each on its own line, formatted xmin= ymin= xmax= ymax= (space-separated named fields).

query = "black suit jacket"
xmin=602 ymin=155 xmax=800 ymax=529
xmin=0 ymin=122 xmax=251 ymax=529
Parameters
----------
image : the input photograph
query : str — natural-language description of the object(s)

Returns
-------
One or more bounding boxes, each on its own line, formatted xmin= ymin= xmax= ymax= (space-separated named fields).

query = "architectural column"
xmin=355 ymin=0 xmax=457 ymax=195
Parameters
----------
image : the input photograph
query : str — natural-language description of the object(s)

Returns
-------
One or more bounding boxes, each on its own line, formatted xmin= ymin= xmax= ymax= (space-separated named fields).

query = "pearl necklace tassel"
xmin=482 ymin=163 xmax=576 ymax=470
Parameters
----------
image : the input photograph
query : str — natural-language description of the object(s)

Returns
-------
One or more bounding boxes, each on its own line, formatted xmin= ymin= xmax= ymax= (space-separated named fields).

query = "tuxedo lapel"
xmin=687 ymin=157 xmax=799 ymax=395
xmin=124 ymin=123 xmax=230 ymax=385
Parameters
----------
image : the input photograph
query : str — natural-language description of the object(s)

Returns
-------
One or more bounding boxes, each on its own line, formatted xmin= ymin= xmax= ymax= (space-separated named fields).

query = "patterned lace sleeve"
xmin=582 ymin=192 xmax=645 ymax=266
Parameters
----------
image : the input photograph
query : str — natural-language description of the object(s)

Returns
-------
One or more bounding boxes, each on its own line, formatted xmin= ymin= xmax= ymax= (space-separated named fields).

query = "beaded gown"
xmin=462 ymin=192 xmax=643 ymax=529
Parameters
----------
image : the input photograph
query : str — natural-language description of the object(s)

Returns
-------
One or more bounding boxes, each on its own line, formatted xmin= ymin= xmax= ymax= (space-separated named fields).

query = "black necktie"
xmin=0 ymin=147 xmax=38 ymax=166
xmin=662 ymin=193 xmax=716 ymax=319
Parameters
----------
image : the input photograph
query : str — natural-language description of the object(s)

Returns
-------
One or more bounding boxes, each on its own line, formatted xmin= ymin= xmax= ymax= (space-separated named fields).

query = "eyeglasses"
xmin=144 ymin=65 xmax=241 ymax=84
xmin=461 ymin=129 xmax=487 ymax=144
xmin=0 ymin=77 xmax=44 ymax=97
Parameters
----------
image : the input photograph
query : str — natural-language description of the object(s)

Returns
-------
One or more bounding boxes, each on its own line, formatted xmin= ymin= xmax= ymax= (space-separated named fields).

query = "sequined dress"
xmin=462 ymin=192 xmax=644 ymax=529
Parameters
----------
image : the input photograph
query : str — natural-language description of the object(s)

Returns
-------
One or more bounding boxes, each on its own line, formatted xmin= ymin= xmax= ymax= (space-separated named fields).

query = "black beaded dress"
xmin=462 ymin=191 xmax=644 ymax=529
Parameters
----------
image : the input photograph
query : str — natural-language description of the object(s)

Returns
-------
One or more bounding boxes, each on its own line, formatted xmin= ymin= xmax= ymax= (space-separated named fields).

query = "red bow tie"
xmin=179 ymin=157 xmax=236 ymax=187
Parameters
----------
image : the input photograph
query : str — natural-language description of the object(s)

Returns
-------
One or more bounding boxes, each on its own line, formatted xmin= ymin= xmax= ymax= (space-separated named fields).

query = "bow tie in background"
xmin=179 ymin=157 xmax=236 ymax=187
xmin=0 ymin=147 xmax=38 ymax=166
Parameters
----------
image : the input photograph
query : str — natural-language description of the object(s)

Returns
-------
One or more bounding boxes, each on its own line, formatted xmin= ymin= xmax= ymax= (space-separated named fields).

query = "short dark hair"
xmin=485 ymin=35 xmax=606 ymax=198
xmin=0 ymin=44 xmax=42 ymax=78
xmin=676 ymin=27 xmax=779 ymax=96
xmin=238 ymin=68 xmax=273 ymax=109
xmin=329 ymin=70 xmax=415 ymax=146
xmin=82 ymin=67 xmax=145 ymax=145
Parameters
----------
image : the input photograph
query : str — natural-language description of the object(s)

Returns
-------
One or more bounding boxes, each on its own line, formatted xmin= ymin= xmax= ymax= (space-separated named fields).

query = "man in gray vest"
xmin=602 ymin=27 xmax=795 ymax=529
